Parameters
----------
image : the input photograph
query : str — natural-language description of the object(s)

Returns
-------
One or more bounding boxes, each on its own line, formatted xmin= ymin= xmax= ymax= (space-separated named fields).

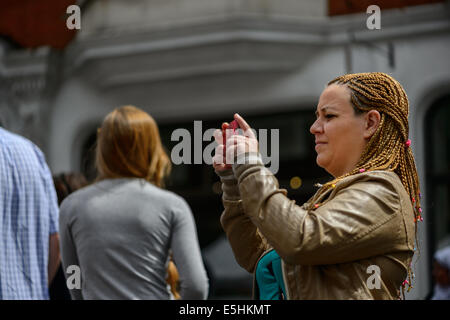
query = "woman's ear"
xmin=363 ymin=110 xmax=381 ymax=139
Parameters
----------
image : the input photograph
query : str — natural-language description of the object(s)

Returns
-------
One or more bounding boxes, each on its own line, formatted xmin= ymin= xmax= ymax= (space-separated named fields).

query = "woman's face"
xmin=310 ymin=84 xmax=373 ymax=178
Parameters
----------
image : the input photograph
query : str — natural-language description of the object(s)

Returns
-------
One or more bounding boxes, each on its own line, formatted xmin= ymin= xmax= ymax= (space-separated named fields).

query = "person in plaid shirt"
xmin=0 ymin=127 xmax=60 ymax=299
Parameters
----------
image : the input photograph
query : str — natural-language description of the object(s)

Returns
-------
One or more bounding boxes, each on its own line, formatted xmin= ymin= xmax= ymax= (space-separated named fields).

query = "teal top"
xmin=255 ymin=250 xmax=286 ymax=300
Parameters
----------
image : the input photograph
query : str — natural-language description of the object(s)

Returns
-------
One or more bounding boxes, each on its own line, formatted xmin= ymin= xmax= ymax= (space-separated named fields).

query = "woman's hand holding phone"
xmin=213 ymin=114 xmax=259 ymax=172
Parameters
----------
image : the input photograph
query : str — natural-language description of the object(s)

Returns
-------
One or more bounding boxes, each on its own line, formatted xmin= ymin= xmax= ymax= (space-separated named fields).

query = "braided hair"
xmin=313 ymin=72 xmax=421 ymax=297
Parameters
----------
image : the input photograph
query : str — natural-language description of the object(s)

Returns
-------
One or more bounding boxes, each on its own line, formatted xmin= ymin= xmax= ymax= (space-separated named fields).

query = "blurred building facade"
xmin=1 ymin=0 xmax=449 ymax=299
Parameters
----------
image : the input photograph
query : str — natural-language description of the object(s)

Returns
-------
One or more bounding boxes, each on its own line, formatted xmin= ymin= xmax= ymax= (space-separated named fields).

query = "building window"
xmin=425 ymin=94 xmax=450 ymax=289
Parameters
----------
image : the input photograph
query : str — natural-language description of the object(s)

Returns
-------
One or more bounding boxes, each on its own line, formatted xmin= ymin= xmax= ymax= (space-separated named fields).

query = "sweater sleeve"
xmin=58 ymin=197 xmax=83 ymax=300
xmin=170 ymin=197 xmax=209 ymax=299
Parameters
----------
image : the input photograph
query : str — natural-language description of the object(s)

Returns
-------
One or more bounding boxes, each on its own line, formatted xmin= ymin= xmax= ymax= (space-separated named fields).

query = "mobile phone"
xmin=222 ymin=120 xmax=239 ymax=142
xmin=222 ymin=120 xmax=239 ymax=156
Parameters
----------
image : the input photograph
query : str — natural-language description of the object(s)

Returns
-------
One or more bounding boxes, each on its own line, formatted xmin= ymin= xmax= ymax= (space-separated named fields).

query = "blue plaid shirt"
xmin=0 ymin=127 xmax=59 ymax=299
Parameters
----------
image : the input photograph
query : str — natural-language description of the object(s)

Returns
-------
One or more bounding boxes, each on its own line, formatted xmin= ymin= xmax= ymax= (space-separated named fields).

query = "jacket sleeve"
xmin=233 ymin=161 xmax=403 ymax=266
xmin=217 ymin=169 xmax=268 ymax=273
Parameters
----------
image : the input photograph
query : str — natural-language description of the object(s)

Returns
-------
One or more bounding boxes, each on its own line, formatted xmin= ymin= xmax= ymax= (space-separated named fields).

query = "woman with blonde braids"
xmin=213 ymin=72 xmax=420 ymax=299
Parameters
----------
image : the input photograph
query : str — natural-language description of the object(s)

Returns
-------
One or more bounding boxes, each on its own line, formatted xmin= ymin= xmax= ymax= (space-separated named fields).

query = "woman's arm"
xmin=234 ymin=160 xmax=406 ymax=266
xmin=217 ymin=168 xmax=268 ymax=273
xmin=170 ymin=197 xmax=209 ymax=299
xmin=48 ymin=233 xmax=60 ymax=285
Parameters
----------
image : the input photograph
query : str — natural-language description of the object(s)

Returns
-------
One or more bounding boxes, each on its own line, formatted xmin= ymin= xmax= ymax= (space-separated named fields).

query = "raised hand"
xmin=212 ymin=114 xmax=259 ymax=171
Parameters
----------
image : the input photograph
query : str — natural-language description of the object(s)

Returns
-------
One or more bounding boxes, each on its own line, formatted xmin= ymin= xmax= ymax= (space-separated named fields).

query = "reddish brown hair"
xmin=96 ymin=105 xmax=171 ymax=187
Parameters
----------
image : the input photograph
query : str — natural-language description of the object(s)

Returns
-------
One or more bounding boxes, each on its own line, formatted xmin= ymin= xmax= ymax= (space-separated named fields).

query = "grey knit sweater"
xmin=59 ymin=178 xmax=208 ymax=300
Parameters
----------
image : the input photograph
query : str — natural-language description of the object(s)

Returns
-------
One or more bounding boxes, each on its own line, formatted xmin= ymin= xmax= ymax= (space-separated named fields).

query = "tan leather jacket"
xmin=217 ymin=159 xmax=416 ymax=300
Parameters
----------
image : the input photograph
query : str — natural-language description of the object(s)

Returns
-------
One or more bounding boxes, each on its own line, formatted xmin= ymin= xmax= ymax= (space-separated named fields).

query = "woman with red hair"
xmin=59 ymin=105 xmax=208 ymax=300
